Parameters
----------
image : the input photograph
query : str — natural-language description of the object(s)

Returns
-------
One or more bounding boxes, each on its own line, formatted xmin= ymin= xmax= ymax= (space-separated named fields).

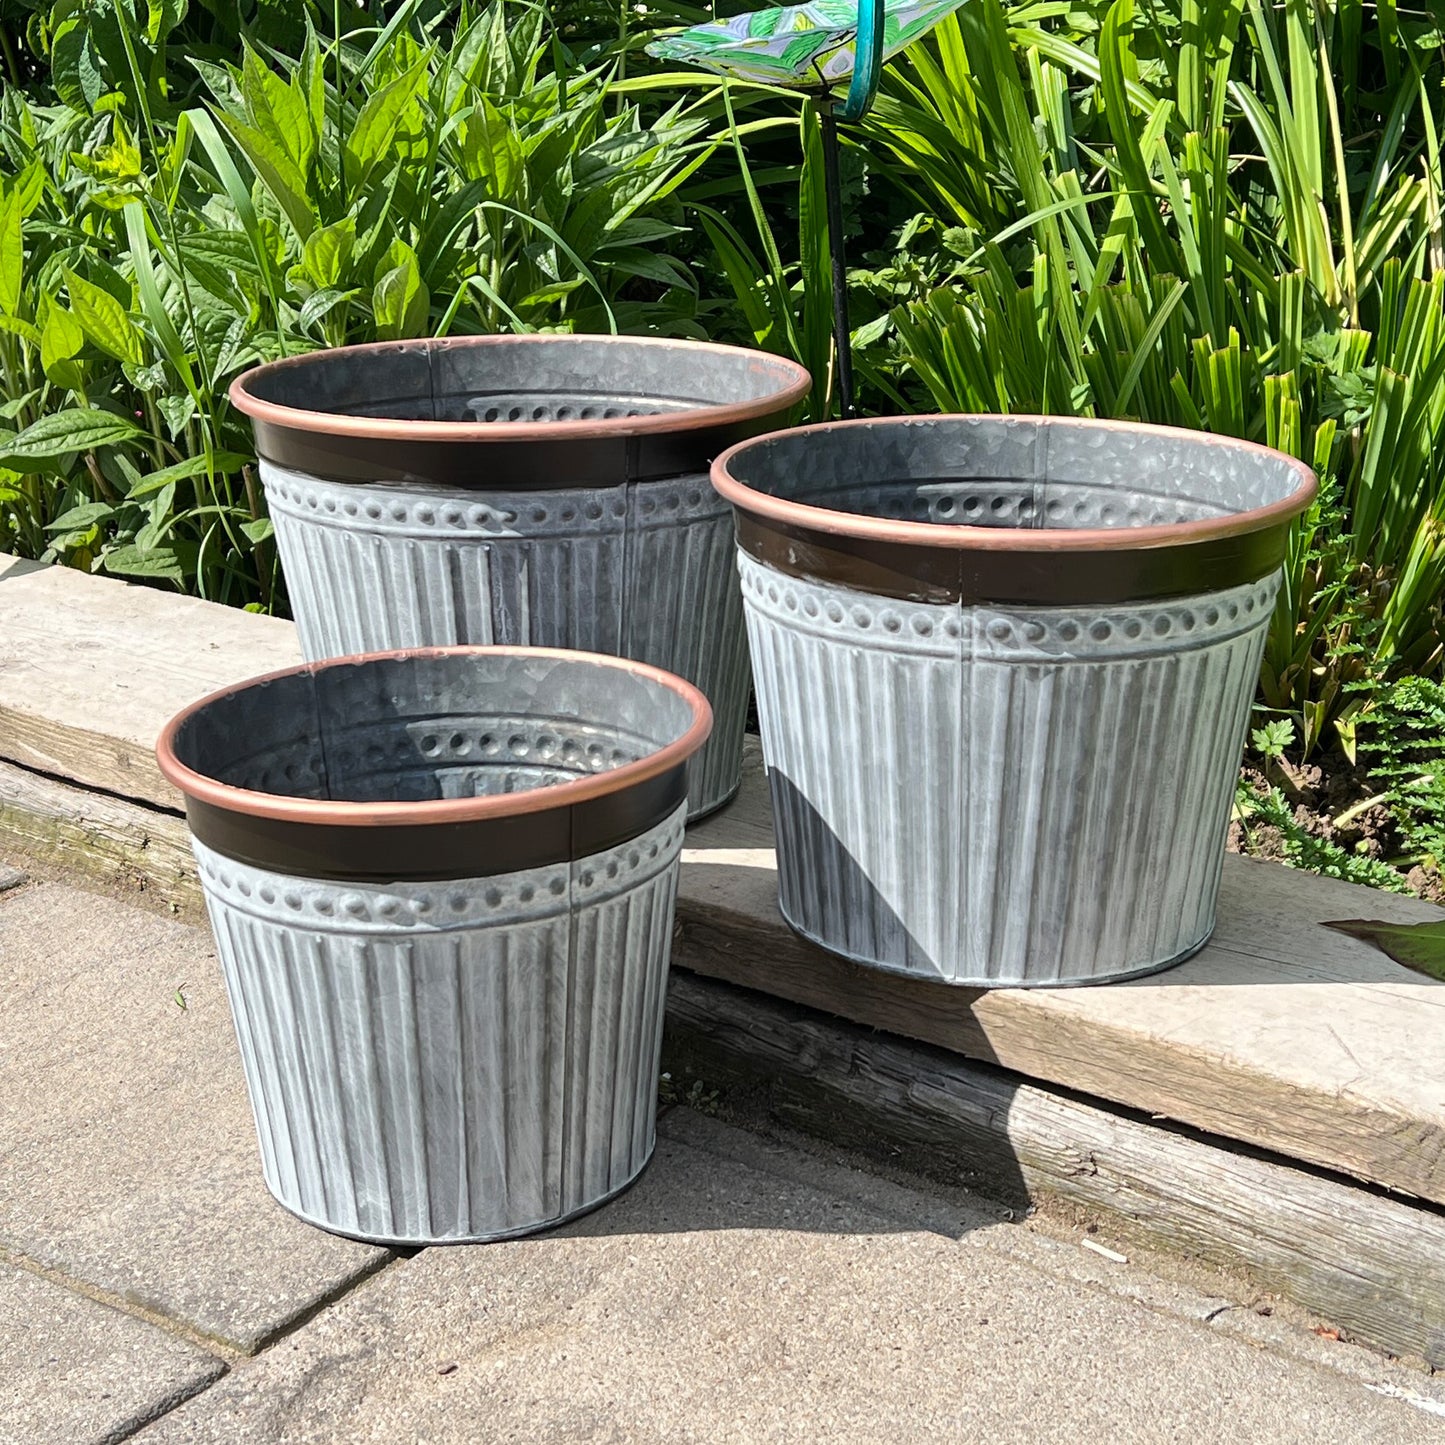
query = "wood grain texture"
xmin=663 ymin=970 xmax=1445 ymax=1369
xmin=0 ymin=555 xmax=302 ymax=808
xmin=0 ymin=760 xmax=201 ymax=918
xmin=679 ymin=743 xmax=1445 ymax=1207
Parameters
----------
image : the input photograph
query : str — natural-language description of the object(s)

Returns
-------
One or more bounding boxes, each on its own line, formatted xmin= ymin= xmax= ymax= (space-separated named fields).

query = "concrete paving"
xmin=0 ymin=881 xmax=387 ymax=1353
xmin=8 ymin=867 xmax=1445 ymax=1443
xmin=0 ymin=1262 xmax=223 ymax=1445
xmin=134 ymin=1110 xmax=1445 ymax=1445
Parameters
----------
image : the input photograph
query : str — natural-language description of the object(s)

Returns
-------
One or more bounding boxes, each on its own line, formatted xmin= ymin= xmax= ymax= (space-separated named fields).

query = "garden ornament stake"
xmin=649 ymin=0 xmax=966 ymax=416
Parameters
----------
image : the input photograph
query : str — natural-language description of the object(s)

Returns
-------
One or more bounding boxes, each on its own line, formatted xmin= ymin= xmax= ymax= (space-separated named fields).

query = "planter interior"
xmin=235 ymin=335 xmax=807 ymax=431
xmin=715 ymin=416 xmax=1317 ymax=988
xmin=717 ymin=415 xmax=1310 ymax=540
xmin=168 ymin=650 xmax=702 ymax=813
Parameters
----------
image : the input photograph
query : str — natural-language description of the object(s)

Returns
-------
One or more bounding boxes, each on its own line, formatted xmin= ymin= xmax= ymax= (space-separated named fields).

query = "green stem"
xmin=0 ymin=27 xmax=22 ymax=87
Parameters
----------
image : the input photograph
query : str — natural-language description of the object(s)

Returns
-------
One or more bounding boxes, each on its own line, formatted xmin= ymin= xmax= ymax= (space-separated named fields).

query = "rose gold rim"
xmin=229 ymin=335 xmax=812 ymax=444
xmin=154 ymin=645 xmax=714 ymax=829
xmin=711 ymin=414 xmax=1319 ymax=552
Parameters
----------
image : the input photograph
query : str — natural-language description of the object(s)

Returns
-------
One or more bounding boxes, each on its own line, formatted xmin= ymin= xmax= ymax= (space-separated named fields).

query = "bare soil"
xmin=1228 ymin=754 xmax=1445 ymax=905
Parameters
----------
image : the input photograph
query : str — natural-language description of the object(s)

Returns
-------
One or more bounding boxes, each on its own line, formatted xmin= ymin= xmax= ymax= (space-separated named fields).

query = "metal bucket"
xmin=713 ymin=416 xmax=1318 ymax=987
xmin=156 ymin=647 xmax=712 ymax=1242
xmin=230 ymin=336 xmax=809 ymax=820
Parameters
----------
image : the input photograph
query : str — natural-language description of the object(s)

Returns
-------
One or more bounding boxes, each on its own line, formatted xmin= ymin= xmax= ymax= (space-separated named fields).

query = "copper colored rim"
xmin=710 ymin=414 xmax=1319 ymax=555
xmin=154 ymin=645 xmax=714 ymax=830
xmin=229 ymin=335 xmax=812 ymax=444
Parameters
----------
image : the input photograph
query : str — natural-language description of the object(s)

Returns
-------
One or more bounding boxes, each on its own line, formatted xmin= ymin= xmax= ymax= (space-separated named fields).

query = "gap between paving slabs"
xmin=125 ymin=1113 xmax=1445 ymax=1445
xmin=0 ymin=878 xmax=396 ymax=1360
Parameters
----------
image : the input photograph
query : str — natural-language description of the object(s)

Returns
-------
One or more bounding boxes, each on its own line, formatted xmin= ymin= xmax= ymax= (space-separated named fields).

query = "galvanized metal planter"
xmin=713 ymin=416 xmax=1318 ymax=987
xmin=230 ymin=336 xmax=809 ymax=819
xmin=156 ymin=647 xmax=712 ymax=1243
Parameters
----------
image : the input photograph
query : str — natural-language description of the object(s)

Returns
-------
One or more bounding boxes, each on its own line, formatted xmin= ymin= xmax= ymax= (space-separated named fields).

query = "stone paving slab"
xmin=136 ymin=1116 xmax=1444 ymax=1445
xmin=0 ymin=882 xmax=389 ymax=1353
xmin=0 ymin=1262 xmax=224 ymax=1445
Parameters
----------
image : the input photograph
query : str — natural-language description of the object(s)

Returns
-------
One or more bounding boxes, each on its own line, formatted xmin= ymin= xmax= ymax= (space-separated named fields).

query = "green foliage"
xmin=0 ymin=1 xmax=715 ymax=602
xmin=1322 ymin=918 xmax=1445 ymax=983
xmin=1357 ymin=676 xmax=1445 ymax=872
xmin=1251 ymin=716 xmax=1296 ymax=764
xmin=863 ymin=0 xmax=1445 ymax=754
xmin=1233 ymin=777 xmax=1412 ymax=894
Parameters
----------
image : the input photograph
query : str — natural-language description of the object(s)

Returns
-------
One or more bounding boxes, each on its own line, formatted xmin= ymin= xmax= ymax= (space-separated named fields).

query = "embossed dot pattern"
xmin=446 ymin=392 xmax=703 ymax=424
xmin=739 ymin=555 xmax=1277 ymax=657
xmin=790 ymin=479 xmax=1228 ymax=532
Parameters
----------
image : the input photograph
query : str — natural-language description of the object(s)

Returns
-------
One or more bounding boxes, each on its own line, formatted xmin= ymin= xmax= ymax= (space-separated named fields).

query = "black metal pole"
xmin=820 ymin=108 xmax=855 ymax=419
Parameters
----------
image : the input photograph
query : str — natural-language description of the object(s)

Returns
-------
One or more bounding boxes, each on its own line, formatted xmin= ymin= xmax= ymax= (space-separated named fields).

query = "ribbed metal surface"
xmin=192 ymin=807 xmax=685 ymax=1244
xmin=263 ymin=464 xmax=746 ymax=818
xmin=739 ymin=553 xmax=1279 ymax=986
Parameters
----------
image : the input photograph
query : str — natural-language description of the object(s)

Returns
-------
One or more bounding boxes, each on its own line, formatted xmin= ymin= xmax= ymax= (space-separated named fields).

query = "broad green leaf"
xmin=217 ymin=113 xmax=316 ymax=241
xmin=462 ymin=97 xmax=522 ymax=196
xmin=128 ymin=452 xmax=252 ymax=500
xmin=303 ymin=220 xmax=356 ymax=290
xmin=372 ymin=253 xmax=429 ymax=341
xmin=157 ymin=392 xmax=197 ymax=438
xmin=1323 ymin=919 xmax=1445 ymax=981
xmin=298 ymin=20 xmax=327 ymax=140
xmin=0 ymin=408 xmax=142 ymax=468
xmin=241 ymin=44 xmax=315 ymax=178
xmin=13 ymin=160 xmax=44 ymax=218
xmin=298 ymin=287 xmax=359 ymax=333
xmin=241 ymin=517 xmax=274 ymax=544
xmin=0 ymin=187 xmax=22 ymax=316
xmin=45 ymin=501 xmax=116 ymax=532
xmin=101 ymin=543 xmax=188 ymax=583
xmin=64 ymin=269 xmax=144 ymax=365
xmin=40 ymin=307 xmax=86 ymax=385
xmin=345 ymin=55 xmax=430 ymax=188
xmin=51 ymin=16 xmax=107 ymax=113
xmin=178 ymin=229 xmax=262 ymax=280
xmin=0 ymin=314 xmax=40 ymax=347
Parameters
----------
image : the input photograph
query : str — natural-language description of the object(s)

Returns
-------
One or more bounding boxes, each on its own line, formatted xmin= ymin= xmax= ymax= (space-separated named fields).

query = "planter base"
xmin=776 ymin=897 xmax=1215 ymax=989
xmin=263 ymin=1143 xmax=656 ymax=1248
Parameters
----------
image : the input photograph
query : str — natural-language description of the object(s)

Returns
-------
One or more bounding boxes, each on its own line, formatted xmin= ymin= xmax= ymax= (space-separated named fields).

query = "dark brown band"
xmin=735 ymin=512 xmax=1293 ymax=606
xmin=184 ymin=764 xmax=687 ymax=883
xmin=252 ymin=416 xmax=782 ymax=491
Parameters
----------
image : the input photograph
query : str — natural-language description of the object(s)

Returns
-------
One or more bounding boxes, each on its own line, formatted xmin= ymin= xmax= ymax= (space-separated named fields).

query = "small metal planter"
xmin=156 ymin=647 xmax=712 ymax=1244
xmin=713 ymin=416 xmax=1318 ymax=987
xmin=230 ymin=336 xmax=809 ymax=820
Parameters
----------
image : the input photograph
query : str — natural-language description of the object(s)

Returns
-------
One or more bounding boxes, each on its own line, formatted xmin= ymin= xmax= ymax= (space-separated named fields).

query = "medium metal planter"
xmin=713 ymin=416 xmax=1318 ymax=987
xmin=156 ymin=647 xmax=712 ymax=1243
xmin=230 ymin=336 xmax=809 ymax=820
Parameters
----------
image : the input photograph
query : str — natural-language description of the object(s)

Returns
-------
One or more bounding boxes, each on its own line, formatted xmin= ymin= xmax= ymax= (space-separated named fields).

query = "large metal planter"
xmin=713 ymin=416 xmax=1318 ymax=987
xmin=230 ymin=336 xmax=809 ymax=820
xmin=156 ymin=647 xmax=711 ymax=1243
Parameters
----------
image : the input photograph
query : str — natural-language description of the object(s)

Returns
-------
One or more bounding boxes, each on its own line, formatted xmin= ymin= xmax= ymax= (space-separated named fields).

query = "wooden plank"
xmin=0 ymin=555 xmax=301 ymax=808
xmin=5 ymin=555 xmax=1445 ymax=1206
xmin=0 ymin=760 xmax=201 ymax=919
xmin=662 ymin=970 xmax=1445 ymax=1369
xmin=678 ymin=751 xmax=1445 ymax=1206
